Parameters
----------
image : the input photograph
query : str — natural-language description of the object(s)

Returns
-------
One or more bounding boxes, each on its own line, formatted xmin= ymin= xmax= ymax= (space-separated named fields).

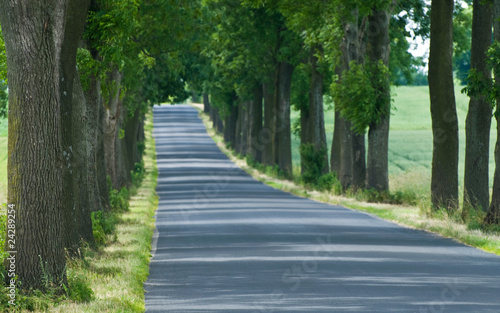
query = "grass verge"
xmin=194 ymin=104 xmax=500 ymax=257
xmin=0 ymin=110 xmax=158 ymax=312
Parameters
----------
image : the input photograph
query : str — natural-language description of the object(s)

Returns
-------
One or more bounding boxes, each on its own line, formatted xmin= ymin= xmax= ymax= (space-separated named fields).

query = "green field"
xmin=0 ymin=118 xmax=6 ymax=203
xmin=291 ymin=85 xmax=497 ymax=188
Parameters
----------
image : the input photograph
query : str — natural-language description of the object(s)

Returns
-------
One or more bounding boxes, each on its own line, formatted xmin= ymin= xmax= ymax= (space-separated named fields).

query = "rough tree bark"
xmin=235 ymin=102 xmax=243 ymax=154
xmin=330 ymin=110 xmax=342 ymax=176
xmin=103 ymin=68 xmax=123 ymax=189
xmin=83 ymin=65 xmax=106 ymax=212
xmin=203 ymin=93 xmax=210 ymax=114
xmin=239 ymin=101 xmax=249 ymax=155
xmin=331 ymin=65 xmax=344 ymax=176
xmin=366 ymin=8 xmax=391 ymax=192
xmin=248 ymin=84 xmax=263 ymax=162
xmin=115 ymin=102 xmax=131 ymax=188
xmin=340 ymin=119 xmax=353 ymax=189
xmin=274 ymin=62 xmax=294 ymax=177
xmin=352 ymin=132 xmax=366 ymax=189
xmin=485 ymin=0 xmax=500 ymax=224
xmin=124 ymin=106 xmax=142 ymax=173
xmin=97 ymin=91 xmax=111 ymax=207
xmin=308 ymin=45 xmax=329 ymax=174
xmin=210 ymin=103 xmax=224 ymax=134
xmin=339 ymin=10 xmax=367 ymax=190
xmin=428 ymin=0 xmax=459 ymax=209
xmin=464 ymin=0 xmax=493 ymax=211
xmin=224 ymin=103 xmax=238 ymax=147
xmin=69 ymin=72 xmax=95 ymax=248
xmin=0 ymin=0 xmax=90 ymax=289
xmin=262 ymin=82 xmax=275 ymax=166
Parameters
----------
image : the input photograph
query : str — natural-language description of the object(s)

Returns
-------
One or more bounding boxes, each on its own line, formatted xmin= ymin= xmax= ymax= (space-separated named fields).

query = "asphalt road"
xmin=145 ymin=105 xmax=500 ymax=313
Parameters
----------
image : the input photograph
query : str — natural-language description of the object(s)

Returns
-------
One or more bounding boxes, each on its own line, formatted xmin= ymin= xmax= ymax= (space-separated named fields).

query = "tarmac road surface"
xmin=145 ymin=104 xmax=500 ymax=312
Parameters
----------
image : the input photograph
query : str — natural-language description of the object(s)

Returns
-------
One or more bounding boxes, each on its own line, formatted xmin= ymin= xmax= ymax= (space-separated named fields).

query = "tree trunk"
xmin=60 ymin=3 xmax=93 ymax=253
xmin=124 ymin=107 xmax=142 ymax=172
xmin=69 ymin=72 xmax=95 ymax=249
xmin=103 ymin=68 xmax=123 ymax=189
xmin=486 ymin=115 xmax=500 ymax=224
xmin=331 ymin=110 xmax=342 ymax=176
xmin=262 ymin=82 xmax=275 ymax=166
xmin=429 ymin=0 xmax=459 ymax=210
xmin=224 ymin=104 xmax=238 ymax=147
xmin=338 ymin=9 xmax=367 ymax=190
xmin=248 ymin=84 xmax=263 ymax=162
xmin=464 ymin=0 xmax=493 ymax=211
xmin=275 ymin=62 xmax=294 ymax=177
xmin=203 ymin=93 xmax=210 ymax=114
xmin=352 ymin=132 xmax=366 ymax=189
xmin=0 ymin=0 xmax=90 ymax=290
xmin=97 ymin=92 xmax=110 ymax=208
xmin=308 ymin=45 xmax=329 ymax=174
xmin=210 ymin=104 xmax=224 ymax=133
xmin=239 ymin=101 xmax=249 ymax=155
xmin=366 ymin=8 xmax=391 ymax=192
xmin=115 ymin=102 xmax=132 ymax=187
xmin=340 ymin=118 xmax=353 ymax=189
xmin=234 ymin=102 xmax=243 ymax=154
xmin=485 ymin=0 xmax=500 ymax=224
xmin=83 ymin=67 xmax=105 ymax=213
xmin=300 ymin=103 xmax=310 ymax=175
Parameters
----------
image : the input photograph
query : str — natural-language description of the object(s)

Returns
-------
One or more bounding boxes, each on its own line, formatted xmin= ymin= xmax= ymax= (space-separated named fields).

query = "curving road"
xmin=145 ymin=105 xmax=500 ymax=312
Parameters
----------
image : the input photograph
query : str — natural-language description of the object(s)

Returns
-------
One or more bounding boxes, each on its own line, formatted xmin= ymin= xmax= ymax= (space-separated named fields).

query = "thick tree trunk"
xmin=300 ymin=103 xmax=310 ymax=175
xmin=262 ymin=82 xmax=275 ymax=166
xmin=338 ymin=9 xmax=367 ymax=190
xmin=224 ymin=104 xmax=238 ymax=147
xmin=124 ymin=107 xmax=142 ymax=172
xmin=84 ymin=69 xmax=105 ymax=213
xmin=69 ymin=73 xmax=95 ymax=249
xmin=352 ymin=132 xmax=366 ymax=189
xmin=115 ymin=102 xmax=132 ymax=187
xmin=60 ymin=4 xmax=93 ymax=253
xmin=308 ymin=45 xmax=328 ymax=174
xmin=485 ymin=0 xmax=500 ymax=224
xmin=0 ymin=0 xmax=90 ymax=290
xmin=239 ymin=101 xmax=249 ymax=155
xmin=97 ymin=94 xmax=110 ymax=208
xmin=464 ymin=0 xmax=493 ymax=211
xmin=203 ymin=93 xmax=210 ymax=114
xmin=248 ymin=84 xmax=263 ymax=162
xmin=486 ymin=115 xmax=500 ymax=224
xmin=103 ymin=68 xmax=123 ymax=189
xmin=331 ymin=110 xmax=342 ymax=175
xmin=366 ymin=8 xmax=391 ymax=192
xmin=275 ymin=62 xmax=294 ymax=177
xmin=429 ymin=0 xmax=459 ymax=209
xmin=340 ymin=118 xmax=353 ymax=189
xmin=235 ymin=102 xmax=243 ymax=154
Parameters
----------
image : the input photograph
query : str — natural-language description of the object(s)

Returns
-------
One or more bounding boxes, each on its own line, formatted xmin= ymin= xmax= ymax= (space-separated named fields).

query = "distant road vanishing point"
xmin=145 ymin=104 xmax=500 ymax=313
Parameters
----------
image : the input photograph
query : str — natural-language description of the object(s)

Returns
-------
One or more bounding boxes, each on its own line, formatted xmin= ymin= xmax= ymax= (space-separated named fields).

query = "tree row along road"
xmin=145 ymin=105 xmax=500 ymax=312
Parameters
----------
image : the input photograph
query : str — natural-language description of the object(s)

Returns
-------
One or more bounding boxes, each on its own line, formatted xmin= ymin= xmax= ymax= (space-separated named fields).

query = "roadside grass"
xmin=195 ymin=104 xmax=500 ymax=257
xmin=0 ymin=110 xmax=157 ymax=312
